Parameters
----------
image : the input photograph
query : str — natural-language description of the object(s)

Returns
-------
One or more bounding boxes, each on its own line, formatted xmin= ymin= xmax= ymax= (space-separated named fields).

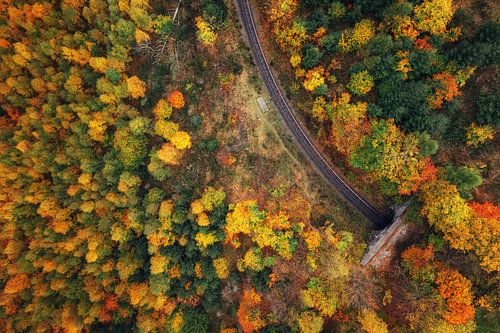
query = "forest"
xmin=0 ymin=0 xmax=498 ymax=332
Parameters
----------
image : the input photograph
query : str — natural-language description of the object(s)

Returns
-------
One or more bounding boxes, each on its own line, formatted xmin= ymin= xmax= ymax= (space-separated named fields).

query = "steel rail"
xmin=235 ymin=0 xmax=391 ymax=228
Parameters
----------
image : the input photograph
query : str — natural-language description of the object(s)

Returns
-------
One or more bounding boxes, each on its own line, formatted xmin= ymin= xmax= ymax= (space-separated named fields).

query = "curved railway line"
xmin=235 ymin=0 xmax=391 ymax=228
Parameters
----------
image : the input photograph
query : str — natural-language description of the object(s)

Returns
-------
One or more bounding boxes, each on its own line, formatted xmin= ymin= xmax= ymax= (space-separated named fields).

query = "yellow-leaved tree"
xmin=170 ymin=131 xmax=192 ymax=150
xmin=157 ymin=143 xmax=182 ymax=165
xmin=303 ymin=67 xmax=326 ymax=92
xmin=126 ymin=76 xmax=146 ymax=99
xmin=414 ymin=0 xmax=454 ymax=35
xmin=420 ymin=179 xmax=500 ymax=272
xmin=358 ymin=309 xmax=389 ymax=333
xmin=420 ymin=179 xmax=473 ymax=250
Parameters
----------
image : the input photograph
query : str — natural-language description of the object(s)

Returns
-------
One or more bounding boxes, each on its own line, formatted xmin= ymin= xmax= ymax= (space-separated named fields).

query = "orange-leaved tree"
xmin=237 ymin=288 xmax=268 ymax=333
xmin=435 ymin=268 xmax=475 ymax=325
xmin=167 ymin=89 xmax=186 ymax=109
xmin=401 ymin=245 xmax=476 ymax=326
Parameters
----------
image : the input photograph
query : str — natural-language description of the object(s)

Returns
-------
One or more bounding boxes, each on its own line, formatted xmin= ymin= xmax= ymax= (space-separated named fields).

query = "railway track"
xmin=235 ymin=0 xmax=391 ymax=228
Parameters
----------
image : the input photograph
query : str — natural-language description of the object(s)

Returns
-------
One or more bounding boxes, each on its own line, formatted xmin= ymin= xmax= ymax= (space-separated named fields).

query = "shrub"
xmin=205 ymin=138 xmax=219 ymax=152
xmin=191 ymin=114 xmax=203 ymax=129
xmin=195 ymin=16 xmax=217 ymax=46
xmin=152 ymin=15 xmax=174 ymax=37
xmin=465 ymin=123 xmax=495 ymax=147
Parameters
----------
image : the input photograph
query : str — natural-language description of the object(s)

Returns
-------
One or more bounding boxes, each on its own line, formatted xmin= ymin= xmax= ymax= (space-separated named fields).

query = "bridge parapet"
xmin=361 ymin=200 xmax=412 ymax=267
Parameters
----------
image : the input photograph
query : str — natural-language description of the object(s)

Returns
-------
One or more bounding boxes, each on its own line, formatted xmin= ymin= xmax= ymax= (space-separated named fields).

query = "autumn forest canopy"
xmin=0 ymin=0 xmax=498 ymax=332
